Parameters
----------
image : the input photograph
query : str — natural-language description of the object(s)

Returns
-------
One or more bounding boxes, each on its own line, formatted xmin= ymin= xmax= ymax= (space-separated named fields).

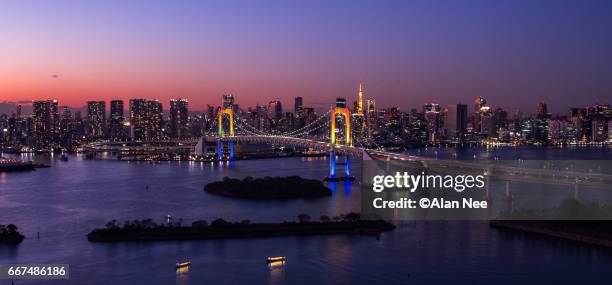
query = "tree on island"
xmin=211 ymin=218 xmax=229 ymax=227
xmin=297 ymin=214 xmax=312 ymax=223
xmin=344 ymin=213 xmax=361 ymax=222
xmin=0 ymin=224 xmax=25 ymax=244
xmin=105 ymin=219 xmax=118 ymax=229
xmin=192 ymin=220 xmax=208 ymax=228
xmin=204 ymin=176 xmax=332 ymax=199
xmin=320 ymin=215 xmax=331 ymax=223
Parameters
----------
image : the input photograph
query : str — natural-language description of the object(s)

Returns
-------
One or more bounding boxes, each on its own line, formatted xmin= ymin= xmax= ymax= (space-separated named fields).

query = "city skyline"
xmin=2 ymin=0 xmax=612 ymax=112
xmin=1 ymin=93 xmax=608 ymax=117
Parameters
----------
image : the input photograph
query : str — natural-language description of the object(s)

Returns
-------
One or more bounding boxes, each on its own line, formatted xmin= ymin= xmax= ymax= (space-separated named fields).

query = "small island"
xmin=87 ymin=213 xmax=395 ymax=242
xmin=204 ymin=176 xmax=332 ymax=199
xmin=0 ymin=224 xmax=25 ymax=245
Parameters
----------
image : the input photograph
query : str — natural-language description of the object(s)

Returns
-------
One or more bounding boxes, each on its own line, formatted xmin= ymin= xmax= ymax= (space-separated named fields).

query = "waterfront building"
xmin=32 ymin=100 xmax=59 ymax=149
xmin=59 ymin=106 xmax=74 ymax=145
xmin=129 ymin=99 xmax=163 ymax=141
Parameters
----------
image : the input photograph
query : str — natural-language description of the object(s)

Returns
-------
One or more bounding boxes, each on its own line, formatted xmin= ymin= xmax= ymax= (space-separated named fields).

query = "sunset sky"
xmin=1 ymin=0 xmax=611 ymax=112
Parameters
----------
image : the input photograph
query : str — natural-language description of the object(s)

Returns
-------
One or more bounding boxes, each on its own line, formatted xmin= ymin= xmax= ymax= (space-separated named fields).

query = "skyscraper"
xmin=130 ymin=99 xmax=163 ymax=141
xmin=109 ymin=100 xmax=125 ymax=139
xmin=268 ymin=100 xmax=282 ymax=121
xmin=536 ymin=102 xmax=548 ymax=118
xmin=222 ymin=94 xmax=234 ymax=109
xmin=59 ymin=106 xmax=73 ymax=144
xmin=534 ymin=101 xmax=551 ymax=143
xmin=294 ymin=97 xmax=303 ymax=118
xmin=357 ymin=81 xmax=364 ymax=115
xmin=170 ymin=99 xmax=189 ymax=138
xmin=366 ymin=99 xmax=376 ymax=114
xmin=335 ymin=98 xmax=347 ymax=108
xmin=32 ymin=100 xmax=59 ymax=149
xmin=423 ymin=103 xmax=442 ymax=143
xmin=87 ymin=101 xmax=106 ymax=139
xmin=444 ymin=104 xmax=468 ymax=141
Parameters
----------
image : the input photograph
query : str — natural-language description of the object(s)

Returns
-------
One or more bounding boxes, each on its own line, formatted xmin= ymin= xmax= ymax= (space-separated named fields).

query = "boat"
xmin=0 ymin=158 xmax=36 ymax=172
xmin=60 ymin=154 xmax=68 ymax=161
xmin=266 ymin=256 xmax=286 ymax=263
xmin=175 ymin=261 xmax=191 ymax=270
xmin=266 ymin=256 xmax=286 ymax=267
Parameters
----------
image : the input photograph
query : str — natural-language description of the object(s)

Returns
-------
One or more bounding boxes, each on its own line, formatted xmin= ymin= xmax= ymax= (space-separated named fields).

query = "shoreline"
xmin=87 ymin=220 xmax=395 ymax=243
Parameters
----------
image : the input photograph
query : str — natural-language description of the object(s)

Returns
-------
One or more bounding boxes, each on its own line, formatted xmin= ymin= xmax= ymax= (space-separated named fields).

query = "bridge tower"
xmin=328 ymin=105 xmax=352 ymax=180
xmin=217 ymin=107 xmax=235 ymax=161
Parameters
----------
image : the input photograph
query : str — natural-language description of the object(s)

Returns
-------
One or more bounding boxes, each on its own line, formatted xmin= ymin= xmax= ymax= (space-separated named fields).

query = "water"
xmin=1 ymin=149 xmax=612 ymax=284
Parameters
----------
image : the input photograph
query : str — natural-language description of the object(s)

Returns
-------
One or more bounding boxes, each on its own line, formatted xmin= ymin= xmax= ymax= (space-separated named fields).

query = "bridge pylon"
xmin=326 ymin=106 xmax=354 ymax=181
xmin=217 ymin=107 xmax=235 ymax=161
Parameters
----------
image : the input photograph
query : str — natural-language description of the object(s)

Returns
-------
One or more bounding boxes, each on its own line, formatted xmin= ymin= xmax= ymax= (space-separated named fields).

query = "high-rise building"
xmin=222 ymin=94 xmax=234 ymax=109
xmin=73 ymin=111 xmax=85 ymax=139
xmin=280 ymin=112 xmax=295 ymax=132
xmin=130 ymin=99 xmax=163 ymax=141
xmin=536 ymin=102 xmax=548 ymax=118
xmin=170 ymin=99 xmax=189 ymax=138
xmin=87 ymin=101 xmax=106 ymax=139
xmin=109 ymin=100 xmax=125 ymax=139
xmin=366 ymin=99 xmax=376 ymax=114
xmin=474 ymin=97 xmax=487 ymax=112
xmin=59 ymin=106 xmax=73 ymax=144
xmin=592 ymin=118 xmax=608 ymax=142
xmin=423 ymin=103 xmax=442 ymax=143
xmin=357 ymin=81 xmax=364 ymax=115
xmin=32 ymin=100 xmax=59 ymax=149
xmin=444 ymin=104 xmax=468 ymax=141
xmin=533 ymin=102 xmax=551 ymax=143
xmin=268 ymin=100 xmax=282 ymax=121
xmin=303 ymin=107 xmax=316 ymax=126
xmin=335 ymin=98 xmax=347 ymax=108
xmin=294 ymin=97 xmax=303 ymax=118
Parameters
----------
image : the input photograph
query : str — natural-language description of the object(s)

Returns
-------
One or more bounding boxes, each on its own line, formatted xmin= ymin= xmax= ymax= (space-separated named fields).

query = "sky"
xmin=1 ymin=0 xmax=611 ymax=113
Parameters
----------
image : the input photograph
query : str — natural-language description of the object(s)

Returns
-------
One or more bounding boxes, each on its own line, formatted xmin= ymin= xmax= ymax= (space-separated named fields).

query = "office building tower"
xmin=294 ymin=97 xmax=303 ymax=118
xmin=444 ymin=104 xmax=468 ymax=140
xmin=32 ymin=100 xmax=59 ymax=148
xmin=87 ymin=101 xmax=106 ymax=139
xmin=109 ymin=100 xmax=125 ymax=139
xmin=130 ymin=99 xmax=163 ymax=141
xmin=268 ymin=100 xmax=282 ymax=121
xmin=357 ymin=81 xmax=364 ymax=115
xmin=170 ymin=99 xmax=189 ymax=138
xmin=335 ymin=98 xmax=347 ymax=109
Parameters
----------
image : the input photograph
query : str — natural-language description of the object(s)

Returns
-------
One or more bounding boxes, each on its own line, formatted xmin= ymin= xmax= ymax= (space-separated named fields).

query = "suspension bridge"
xmin=199 ymin=103 xmax=376 ymax=180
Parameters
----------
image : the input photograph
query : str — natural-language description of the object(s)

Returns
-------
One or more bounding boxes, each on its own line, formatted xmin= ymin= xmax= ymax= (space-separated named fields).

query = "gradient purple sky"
xmin=1 ymin=0 xmax=611 ymax=113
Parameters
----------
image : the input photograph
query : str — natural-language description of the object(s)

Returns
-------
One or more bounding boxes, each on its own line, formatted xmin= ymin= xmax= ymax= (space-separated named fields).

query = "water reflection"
xmin=344 ymin=181 xmax=352 ymax=196
xmin=268 ymin=262 xmax=285 ymax=284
